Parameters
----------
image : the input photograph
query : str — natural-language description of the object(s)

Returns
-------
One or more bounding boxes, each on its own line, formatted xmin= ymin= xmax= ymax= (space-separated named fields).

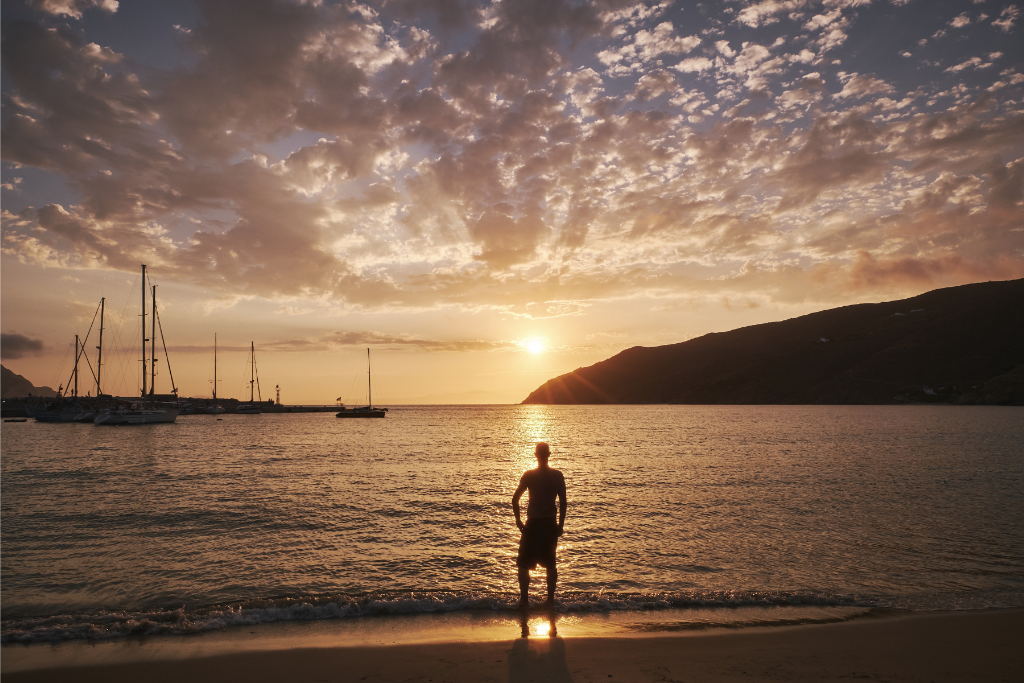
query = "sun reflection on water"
xmin=503 ymin=405 xmax=560 ymax=493
xmin=518 ymin=613 xmax=560 ymax=638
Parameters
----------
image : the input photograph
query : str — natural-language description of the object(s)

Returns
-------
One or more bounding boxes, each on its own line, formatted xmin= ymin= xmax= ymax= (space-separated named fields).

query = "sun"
xmin=526 ymin=339 xmax=545 ymax=354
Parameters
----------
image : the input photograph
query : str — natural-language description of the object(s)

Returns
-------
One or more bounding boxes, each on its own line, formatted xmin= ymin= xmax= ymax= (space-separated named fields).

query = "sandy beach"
xmin=4 ymin=608 xmax=1021 ymax=683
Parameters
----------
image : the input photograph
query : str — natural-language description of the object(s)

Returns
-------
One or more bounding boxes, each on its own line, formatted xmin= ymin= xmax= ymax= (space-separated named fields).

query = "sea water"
xmin=2 ymin=405 xmax=1022 ymax=643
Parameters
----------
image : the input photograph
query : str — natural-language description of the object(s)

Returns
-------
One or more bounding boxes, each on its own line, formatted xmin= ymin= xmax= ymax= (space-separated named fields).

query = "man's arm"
xmin=512 ymin=476 xmax=528 ymax=531
xmin=557 ymin=472 xmax=567 ymax=535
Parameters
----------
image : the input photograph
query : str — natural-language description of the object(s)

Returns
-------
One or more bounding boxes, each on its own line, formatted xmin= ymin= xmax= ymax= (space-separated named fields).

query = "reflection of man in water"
xmin=512 ymin=442 xmax=567 ymax=609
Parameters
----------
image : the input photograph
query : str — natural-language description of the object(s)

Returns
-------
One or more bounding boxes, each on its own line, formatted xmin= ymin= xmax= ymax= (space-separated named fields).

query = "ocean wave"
xmin=1 ymin=589 xmax=860 ymax=643
xmin=3 ymin=588 xmax=1020 ymax=644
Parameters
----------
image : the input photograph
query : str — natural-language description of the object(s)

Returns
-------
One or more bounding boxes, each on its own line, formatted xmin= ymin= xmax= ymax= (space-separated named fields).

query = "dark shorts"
xmin=517 ymin=518 xmax=559 ymax=570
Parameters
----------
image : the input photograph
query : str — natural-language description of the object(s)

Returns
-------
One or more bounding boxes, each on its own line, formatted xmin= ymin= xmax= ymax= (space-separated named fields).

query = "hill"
xmin=1 ymin=365 xmax=58 ymax=399
xmin=523 ymin=279 xmax=1024 ymax=406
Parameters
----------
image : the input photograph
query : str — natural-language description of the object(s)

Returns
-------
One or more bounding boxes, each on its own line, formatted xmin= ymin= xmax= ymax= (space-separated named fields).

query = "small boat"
xmin=335 ymin=405 xmax=387 ymax=418
xmin=95 ymin=403 xmax=179 ymax=425
xmin=337 ymin=349 xmax=388 ymax=418
xmin=235 ymin=342 xmax=262 ymax=414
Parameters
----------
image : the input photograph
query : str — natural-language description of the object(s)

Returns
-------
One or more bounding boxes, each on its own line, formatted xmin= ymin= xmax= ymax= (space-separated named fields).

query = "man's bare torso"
xmin=521 ymin=467 xmax=566 ymax=520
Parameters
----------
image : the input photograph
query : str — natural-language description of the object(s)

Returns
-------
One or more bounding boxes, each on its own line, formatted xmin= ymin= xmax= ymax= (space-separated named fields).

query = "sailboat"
xmin=235 ymin=342 xmax=262 ymax=414
xmin=31 ymin=336 xmax=93 ymax=422
xmin=94 ymin=265 xmax=180 ymax=425
xmin=31 ymin=301 xmax=105 ymax=423
xmin=336 ymin=349 xmax=387 ymax=418
xmin=205 ymin=333 xmax=226 ymax=414
xmin=72 ymin=296 xmax=110 ymax=422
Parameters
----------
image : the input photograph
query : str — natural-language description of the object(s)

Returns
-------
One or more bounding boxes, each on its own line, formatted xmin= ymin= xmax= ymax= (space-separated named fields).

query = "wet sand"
xmin=4 ymin=608 xmax=1022 ymax=682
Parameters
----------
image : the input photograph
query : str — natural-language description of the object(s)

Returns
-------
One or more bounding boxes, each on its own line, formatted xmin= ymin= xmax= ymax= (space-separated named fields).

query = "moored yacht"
xmin=235 ymin=341 xmax=262 ymax=414
xmin=93 ymin=265 xmax=180 ymax=426
xmin=206 ymin=333 xmax=226 ymax=413
xmin=31 ymin=399 xmax=93 ymax=423
xmin=336 ymin=349 xmax=388 ymax=418
xmin=95 ymin=403 xmax=179 ymax=425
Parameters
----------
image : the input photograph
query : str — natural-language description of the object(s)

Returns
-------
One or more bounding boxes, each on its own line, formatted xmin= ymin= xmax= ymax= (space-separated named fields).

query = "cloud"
xmin=294 ymin=331 xmax=511 ymax=352
xmin=732 ymin=43 xmax=772 ymax=74
xmin=172 ymin=331 xmax=516 ymax=354
xmin=159 ymin=0 xmax=396 ymax=158
xmin=599 ymin=21 xmax=699 ymax=76
xmin=770 ymin=119 xmax=891 ymax=211
xmin=2 ymin=0 xmax=1022 ymax=321
xmin=1 ymin=20 xmax=157 ymax=173
xmin=993 ymin=5 xmax=1019 ymax=32
xmin=735 ymin=0 xmax=810 ymax=28
xmin=944 ymin=56 xmax=995 ymax=73
xmin=673 ymin=56 xmax=714 ymax=73
xmin=329 ymin=331 xmax=508 ymax=351
xmin=469 ymin=208 xmax=550 ymax=268
xmin=813 ymin=23 xmax=850 ymax=52
xmin=805 ymin=9 xmax=843 ymax=31
xmin=1 ymin=333 xmax=46 ymax=359
xmin=844 ymin=250 xmax=1015 ymax=290
xmin=949 ymin=12 xmax=972 ymax=28
xmin=632 ymin=69 xmax=678 ymax=101
xmin=560 ymin=67 xmax=605 ymax=115
xmin=438 ymin=0 xmax=603 ymax=89
xmin=834 ymin=73 xmax=895 ymax=99
xmin=777 ymin=72 xmax=826 ymax=111
xmin=27 ymin=0 xmax=118 ymax=19
xmin=633 ymin=23 xmax=700 ymax=60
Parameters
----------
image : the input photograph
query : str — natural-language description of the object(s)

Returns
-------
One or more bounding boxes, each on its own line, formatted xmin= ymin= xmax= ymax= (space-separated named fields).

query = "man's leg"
xmin=518 ymin=566 xmax=530 ymax=608
xmin=545 ymin=564 xmax=557 ymax=605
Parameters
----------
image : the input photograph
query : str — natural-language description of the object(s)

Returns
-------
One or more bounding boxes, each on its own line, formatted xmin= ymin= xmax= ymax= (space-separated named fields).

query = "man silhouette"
xmin=512 ymin=442 xmax=567 ymax=609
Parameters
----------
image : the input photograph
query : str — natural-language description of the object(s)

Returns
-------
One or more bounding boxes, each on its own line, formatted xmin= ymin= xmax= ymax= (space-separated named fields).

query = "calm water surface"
xmin=2 ymin=405 xmax=1022 ymax=641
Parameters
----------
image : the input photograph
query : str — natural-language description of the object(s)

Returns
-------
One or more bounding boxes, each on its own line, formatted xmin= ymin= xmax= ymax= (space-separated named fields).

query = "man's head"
xmin=535 ymin=442 xmax=550 ymax=464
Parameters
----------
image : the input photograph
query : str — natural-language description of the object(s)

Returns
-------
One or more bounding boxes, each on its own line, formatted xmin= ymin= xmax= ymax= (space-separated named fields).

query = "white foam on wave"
xmin=3 ymin=588 xmax=1019 ymax=643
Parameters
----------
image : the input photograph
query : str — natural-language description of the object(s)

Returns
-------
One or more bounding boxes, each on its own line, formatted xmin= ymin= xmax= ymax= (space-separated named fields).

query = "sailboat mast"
xmin=74 ymin=334 xmax=79 ymax=397
xmin=141 ymin=264 xmax=147 ymax=398
xmin=97 ymin=297 xmax=104 ymax=396
xmin=368 ymin=348 xmax=372 ymax=408
xmin=213 ymin=333 xmax=218 ymax=400
xmin=151 ymin=285 xmax=157 ymax=397
xmin=250 ymin=341 xmax=255 ymax=403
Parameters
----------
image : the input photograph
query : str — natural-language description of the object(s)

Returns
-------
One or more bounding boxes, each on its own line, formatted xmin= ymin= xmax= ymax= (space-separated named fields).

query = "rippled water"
xmin=2 ymin=405 xmax=1023 ymax=641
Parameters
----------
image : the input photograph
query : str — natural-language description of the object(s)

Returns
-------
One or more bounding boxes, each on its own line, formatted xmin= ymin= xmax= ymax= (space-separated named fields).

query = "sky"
xmin=2 ymin=0 xmax=1023 ymax=404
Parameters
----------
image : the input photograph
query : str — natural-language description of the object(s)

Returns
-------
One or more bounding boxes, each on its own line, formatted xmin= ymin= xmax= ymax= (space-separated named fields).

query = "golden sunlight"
xmin=526 ymin=339 xmax=545 ymax=354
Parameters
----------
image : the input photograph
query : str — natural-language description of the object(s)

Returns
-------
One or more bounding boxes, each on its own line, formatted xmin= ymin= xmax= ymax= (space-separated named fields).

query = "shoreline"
xmin=4 ymin=608 xmax=1022 ymax=682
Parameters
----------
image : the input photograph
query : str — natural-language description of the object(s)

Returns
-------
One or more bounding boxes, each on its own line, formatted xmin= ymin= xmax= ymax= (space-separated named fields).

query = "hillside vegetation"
xmin=523 ymin=279 xmax=1024 ymax=406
